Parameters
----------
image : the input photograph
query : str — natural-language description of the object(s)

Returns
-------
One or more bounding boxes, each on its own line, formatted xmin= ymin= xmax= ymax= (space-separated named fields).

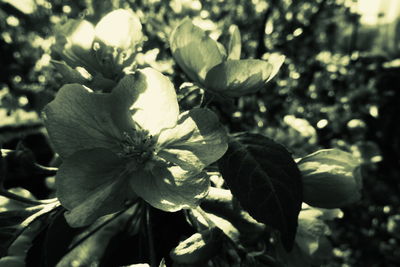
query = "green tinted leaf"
xmin=227 ymin=25 xmax=241 ymax=60
xmin=0 ymin=207 xmax=41 ymax=257
xmin=0 ymin=203 xmax=58 ymax=258
xmin=0 ymin=208 xmax=41 ymax=228
xmin=170 ymin=18 xmax=225 ymax=85
xmin=218 ymin=133 xmax=303 ymax=251
xmin=204 ymin=59 xmax=274 ymax=97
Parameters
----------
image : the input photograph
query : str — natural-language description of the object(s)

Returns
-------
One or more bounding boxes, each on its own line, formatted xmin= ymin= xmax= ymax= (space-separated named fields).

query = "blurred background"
xmin=1 ymin=0 xmax=399 ymax=266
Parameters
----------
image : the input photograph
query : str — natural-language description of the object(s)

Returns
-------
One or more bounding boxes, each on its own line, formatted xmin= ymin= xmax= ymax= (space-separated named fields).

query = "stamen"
xmin=119 ymin=129 xmax=156 ymax=163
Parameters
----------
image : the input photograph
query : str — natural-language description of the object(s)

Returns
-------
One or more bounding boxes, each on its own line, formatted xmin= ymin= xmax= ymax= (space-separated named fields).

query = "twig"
xmin=0 ymin=190 xmax=49 ymax=205
xmin=146 ymin=205 xmax=157 ymax=267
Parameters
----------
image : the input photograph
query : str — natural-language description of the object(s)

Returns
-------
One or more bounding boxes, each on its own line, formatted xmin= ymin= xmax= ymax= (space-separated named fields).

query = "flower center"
xmin=119 ymin=130 xmax=156 ymax=165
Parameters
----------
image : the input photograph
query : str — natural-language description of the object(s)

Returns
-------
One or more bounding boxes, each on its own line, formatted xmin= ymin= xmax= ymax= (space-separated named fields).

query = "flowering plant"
xmin=0 ymin=5 xmax=363 ymax=267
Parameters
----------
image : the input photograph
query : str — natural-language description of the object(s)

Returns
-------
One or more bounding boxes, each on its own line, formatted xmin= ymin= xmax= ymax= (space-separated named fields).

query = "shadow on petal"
xmin=56 ymin=148 xmax=136 ymax=227
xmin=157 ymin=108 xmax=228 ymax=172
xmin=129 ymin=163 xmax=209 ymax=212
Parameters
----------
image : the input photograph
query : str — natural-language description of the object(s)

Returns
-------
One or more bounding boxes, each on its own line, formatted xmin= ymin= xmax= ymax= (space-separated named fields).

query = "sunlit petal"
xmin=112 ymin=68 xmax=179 ymax=135
xmin=43 ymin=83 xmax=134 ymax=158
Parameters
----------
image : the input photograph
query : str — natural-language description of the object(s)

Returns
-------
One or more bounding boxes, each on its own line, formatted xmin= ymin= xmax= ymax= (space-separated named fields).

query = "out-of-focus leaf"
xmin=0 ymin=202 xmax=59 ymax=259
xmin=0 ymin=218 xmax=43 ymax=267
xmin=218 ymin=133 xmax=302 ymax=251
xmin=0 ymin=206 xmax=42 ymax=228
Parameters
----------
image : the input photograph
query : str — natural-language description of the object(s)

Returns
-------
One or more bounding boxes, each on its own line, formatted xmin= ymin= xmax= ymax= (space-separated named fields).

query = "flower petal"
xmin=53 ymin=19 xmax=98 ymax=73
xmin=43 ymin=84 xmax=134 ymax=158
xmin=130 ymin=163 xmax=209 ymax=212
xmin=227 ymin=25 xmax=241 ymax=60
xmin=95 ymin=9 xmax=142 ymax=50
xmin=157 ymin=108 xmax=228 ymax=172
xmin=56 ymin=148 xmax=135 ymax=227
xmin=204 ymin=58 xmax=284 ymax=97
xmin=112 ymin=68 xmax=179 ymax=135
xmin=170 ymin=18 xmax=225 ymax=85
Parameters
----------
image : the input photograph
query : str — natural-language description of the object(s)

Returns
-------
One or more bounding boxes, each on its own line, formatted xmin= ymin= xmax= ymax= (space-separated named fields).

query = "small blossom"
xmin=53 ymin=9 xmax=143 ymax=81
xmin=43 ymin=68 xmax=228 ymax=227
xmin=169 ymin=18 xmax=285 ymax=97
xmin=298 ymin=149 xmax=362 ymax=209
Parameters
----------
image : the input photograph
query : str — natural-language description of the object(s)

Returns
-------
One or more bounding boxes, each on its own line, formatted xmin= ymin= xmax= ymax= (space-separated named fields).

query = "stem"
xmin=201 ymin=92 xmax=216 ymax=108
xmin=146 ymin=205 xmax=157 ymax=267
xmin=33 ymin=163 xmax=58 ymax=176
xmin=0 ymin=190 xmax=47 ymax=205
xmin=194 ymin=206 xmax=216 ymax=228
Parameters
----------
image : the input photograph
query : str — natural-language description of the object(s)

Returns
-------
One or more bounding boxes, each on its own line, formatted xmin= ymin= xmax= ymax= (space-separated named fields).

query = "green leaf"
xmin=0 ymin=203 xmax=59 ymax=258
xmin=0 ymin=218 xmax=44 ymax=266
xmin=218 ymin=133 xmax=303 ymax=251
xmin=0 ymin=208 xmax=41 ymax=228
xmin=0 ymin=207 xmax=40 ymax=257
xmin=204 ymin=59 xmax=275 ymax=97
xmin=227 ymin=25 xmax=241 ymax=60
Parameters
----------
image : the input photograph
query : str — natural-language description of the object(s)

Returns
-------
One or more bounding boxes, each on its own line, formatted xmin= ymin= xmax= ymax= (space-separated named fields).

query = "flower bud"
xmin=170 ymin=228 xmax=222 ymax=264
xmin=92 ymin=9 xmax=143 ymax=79
xmin=52 ymin=9 xmax=143 ymax=82
xmin=298 ymin=149 xmax=362 ymax=208
xmin=94 ymin=9 xmax=142 ymax=51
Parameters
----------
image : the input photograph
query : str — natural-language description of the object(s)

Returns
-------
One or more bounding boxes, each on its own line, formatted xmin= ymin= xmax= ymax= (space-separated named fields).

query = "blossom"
xmin=169 ymin=19 xmax=285 ymax=97
xmin=298 ymin=149 xmax=362 ymax=209
xmin=43 ymin=68 xmax=228 ymax=227
xmin=53 ymin=9 xmax=143 ymax=82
